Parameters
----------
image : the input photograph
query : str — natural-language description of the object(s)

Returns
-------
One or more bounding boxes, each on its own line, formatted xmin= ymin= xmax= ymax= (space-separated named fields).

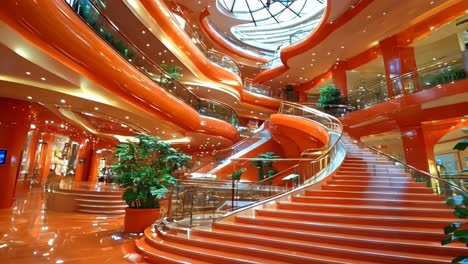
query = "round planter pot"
xmin=124 ymin=207 xmax=161 ymax=233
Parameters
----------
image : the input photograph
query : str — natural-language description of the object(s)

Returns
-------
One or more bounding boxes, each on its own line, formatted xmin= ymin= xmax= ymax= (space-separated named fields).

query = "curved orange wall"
xmin=140 ymin=0 xmax=281 ymax=111
xmin=0 ymin=0 xmax=238 ymax=143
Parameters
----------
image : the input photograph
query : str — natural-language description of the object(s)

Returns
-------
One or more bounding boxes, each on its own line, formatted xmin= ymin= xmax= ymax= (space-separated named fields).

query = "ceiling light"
xmin=26 ymin=71 xmax=31 ymax=75
xmin=27 ymin=96 xmax=32 ymax=100
xmin=146 ymin=44 xmax=150 ymax=47
xmin=141 ymin=30 xmax=146 ymax=34
xmin=125 ymin=116 xmax=129 ymax=119
xmin=94 ymin=107 xmax=99 ymax=110
xmin=41 ymin=77 xmax=46 ymax=81
xmin=60 ymin=99 xmax=66 ymax=103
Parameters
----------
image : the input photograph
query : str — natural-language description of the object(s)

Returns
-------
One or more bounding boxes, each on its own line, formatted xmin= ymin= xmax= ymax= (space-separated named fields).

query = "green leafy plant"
xmin=442 ymin=195 xmax=468 ymax=263
xmin=229 ymin=168 xmax=247 ymax=205
xmin=112 ymin=134 xmax=191 ymax=209
xmin=317 ymin=84 xmax=342 ymax=109
xmin=250 ymin=152 xmax=280 ymax=181
xmin=161 ymin=64 xmax=183 ymax=80
xmin=76 ymin=0 xmax=134 ymax=60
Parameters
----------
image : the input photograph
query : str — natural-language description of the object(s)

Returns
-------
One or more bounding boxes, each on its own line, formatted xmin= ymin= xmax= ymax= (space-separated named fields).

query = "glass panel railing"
xmin=243 ymin=79 xmax=300 ymax=102
xmin=163 ymin=3 xmax=243 ymax=80
xmin=258 ymin=56 xmax=283 ymax=70
xmin=189 ymin=121 xmax=270 ymax=178
xmin=66 ymin=0 xmax=240 ymax=127
xmin=349 ymin=137 xmax=466 ymax=199
xmin=300 ymin=103 xmax=356 ymax=118
xmin=166 ymin=102 xmax=344 ymax=225
xmin=348 ymin=58 xmax=467 ymax=110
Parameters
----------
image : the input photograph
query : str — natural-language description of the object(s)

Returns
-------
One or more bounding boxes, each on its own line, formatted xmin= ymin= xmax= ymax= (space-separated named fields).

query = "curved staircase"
xmin=134 ymin=139 xmax=468 ymax=263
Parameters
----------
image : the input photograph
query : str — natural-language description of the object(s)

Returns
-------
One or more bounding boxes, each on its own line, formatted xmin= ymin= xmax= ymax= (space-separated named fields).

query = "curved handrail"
xmin=351 ymin=137 xmax=465 ymax=197
xmin=68 ymin=0 xmax=240 ymax=127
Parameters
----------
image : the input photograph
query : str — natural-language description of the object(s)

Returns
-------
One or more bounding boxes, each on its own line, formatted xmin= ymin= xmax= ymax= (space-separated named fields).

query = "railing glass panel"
xmin=66 ymin=0 xmax=240 ymax=127
xmin=167 ymin=102 xmax=344 ymax=225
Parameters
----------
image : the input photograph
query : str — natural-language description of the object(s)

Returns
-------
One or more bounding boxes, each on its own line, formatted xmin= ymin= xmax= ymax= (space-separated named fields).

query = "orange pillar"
xmin=0 ymin=99 xmax=33 ymax=208
xmin=74 ymin=137 xmax=94 ymax=182
xmin=332 ymin=61 xmax=348 ymax=98
xmin=38 ymin=133 xmax=56 ymax=183
xmin=400 ymin=126 xmax=429 ymax=172
xmin=380 ymin=36 xmax=420 ymax=97
xmin=22 ymin=130 xmax=40 ymax=180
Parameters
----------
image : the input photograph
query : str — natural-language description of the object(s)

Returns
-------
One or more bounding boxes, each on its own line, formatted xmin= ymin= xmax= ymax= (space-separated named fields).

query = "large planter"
xmin=124 ymin=207 xmax=161 ymax=233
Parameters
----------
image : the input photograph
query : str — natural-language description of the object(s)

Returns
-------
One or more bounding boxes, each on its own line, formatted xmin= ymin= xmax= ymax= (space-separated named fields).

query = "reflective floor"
xmin=0 ymin=182 xmax=145 ymax=264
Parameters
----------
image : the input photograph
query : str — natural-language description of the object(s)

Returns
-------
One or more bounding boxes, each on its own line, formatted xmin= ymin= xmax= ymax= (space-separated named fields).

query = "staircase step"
xmin=77 ymin=209 xmax=125 ymax=215
xmin=304 ymin=189 xmax=442 ymax=201
xmin=177 ymin=227 xmax=447 ymax=264
xmin=326 ymin=180 xmax=424 ymax=187
xmin=135 ymin=237 xmax=211 ymax=264
xmin=335 ymin=171 xmax=409 ymax=177
xmin=75 ymin=198 xmax=126 ymax=204
xmin=276 ymin=201 xmax=454 ymax=218
xmin=332 ymin=175 xmax=411 ymax=181
xmin=212 ymin=221 xmax=466 ymax=263
xmin=292 ymin=196 xmax=447 ymax=208
xmin=322 ymin=184 xmax=434 ymax=193
xmin=143 ymin=228 xmax=293 ymax=264
xmin=253 ymin=208 xmax=453 ymax=229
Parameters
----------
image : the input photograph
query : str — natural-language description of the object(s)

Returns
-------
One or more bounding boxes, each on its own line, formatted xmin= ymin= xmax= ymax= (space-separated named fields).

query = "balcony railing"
xmin=67 ymin=0 xmax=240 ymax=127
xmin=348 ymin=58 xmax=467 ymax=109
xmin=243 ymin=79 xmax=301 ymax=102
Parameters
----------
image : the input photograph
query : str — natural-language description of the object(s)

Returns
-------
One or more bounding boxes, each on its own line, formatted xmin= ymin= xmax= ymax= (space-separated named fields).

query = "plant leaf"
xmin=445 ymin=222 xmax=463 ymax=234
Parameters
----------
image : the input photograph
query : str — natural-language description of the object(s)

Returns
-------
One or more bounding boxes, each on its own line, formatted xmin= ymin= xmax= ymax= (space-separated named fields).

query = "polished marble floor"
xmin=0 ymin=182 xmax=145 ymax=264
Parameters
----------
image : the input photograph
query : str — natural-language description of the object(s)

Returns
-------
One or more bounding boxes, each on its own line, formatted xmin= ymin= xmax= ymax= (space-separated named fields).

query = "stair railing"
xmin=349 ymin=138 xmax=466 ymax=199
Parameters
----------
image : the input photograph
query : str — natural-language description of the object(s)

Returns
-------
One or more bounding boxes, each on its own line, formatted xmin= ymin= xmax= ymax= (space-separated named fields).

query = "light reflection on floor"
xmin=0 ymin=184 xmax=145 ymax=264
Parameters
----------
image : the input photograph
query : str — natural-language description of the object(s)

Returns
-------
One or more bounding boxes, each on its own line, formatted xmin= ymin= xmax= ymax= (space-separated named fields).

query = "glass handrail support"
xmin=67 ymin=0 xmax=240 ymax=127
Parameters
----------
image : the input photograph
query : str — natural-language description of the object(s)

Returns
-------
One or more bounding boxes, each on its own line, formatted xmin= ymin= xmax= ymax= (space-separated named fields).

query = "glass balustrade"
xmin=243 ymin=79 xmax=301 ymax=102
xmin=351 ymin=139 xmax=465 ymax=200
xmin=163 ymin=3 xmax=244 ymax=80
xmin=66 ymin=0 xmax=240 ymax=127
xmin=348 ymin=58 xmax=467 ymax=109
xmin=167 ymin=102 xmax=344 ymax=226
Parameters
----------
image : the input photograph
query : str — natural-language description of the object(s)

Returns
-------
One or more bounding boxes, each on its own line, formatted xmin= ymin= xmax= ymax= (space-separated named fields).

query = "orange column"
xmin=380 ymin=36 xmax=420 ymax=97
xmin=23 ymin=130 xmax=40 ymax=180
xmin=38 ymin=133 xmax=56 ymax=183
xmin=0 ymin=99 xmax=33 ymax=208
xmin=332 ymin=61 xmax=348 ymax=98
xmin=400 ymin=126 xmax=429 ymax=172
xmin=74 ymin=137 xmax=94 ymax=182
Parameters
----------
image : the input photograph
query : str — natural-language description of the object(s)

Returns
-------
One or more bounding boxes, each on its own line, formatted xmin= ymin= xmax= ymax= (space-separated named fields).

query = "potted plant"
xmin=250 ymin=152 xmax=280 ymax=181
xmin=317 ymin=84 xmax=342 ymax=109
xmin=228 ymin=168 xmax=247 ymax=208
xmin=112 ymin=133 xmax=191 ymax=233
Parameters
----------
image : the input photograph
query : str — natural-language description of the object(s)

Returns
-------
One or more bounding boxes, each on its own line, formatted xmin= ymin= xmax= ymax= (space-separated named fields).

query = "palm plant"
xmin=250 ymin=152 xmax=280 ymax=181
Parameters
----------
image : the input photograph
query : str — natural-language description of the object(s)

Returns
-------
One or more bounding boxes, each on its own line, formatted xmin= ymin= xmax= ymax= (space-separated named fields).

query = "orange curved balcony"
xmin=0 ymin=0 xmax=239 ymax=143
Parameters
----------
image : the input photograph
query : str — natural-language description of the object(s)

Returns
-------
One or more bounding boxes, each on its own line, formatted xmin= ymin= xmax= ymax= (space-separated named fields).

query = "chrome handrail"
xmin=350 ymin=138 xmax=465 ymax=195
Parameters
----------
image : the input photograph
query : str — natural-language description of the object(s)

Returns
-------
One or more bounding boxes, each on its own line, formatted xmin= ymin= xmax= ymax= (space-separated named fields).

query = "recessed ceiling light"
xmin=141 ymin=30 xmax=146 ymax=34
xmin=26 ymin=72 xmax=31 ymax=75
xmin=60 ymin=99 xmax=66 ymax=103
xmin=94 ymin=107 xmax=99 ymax=110
xmin=146 ymin=43 xmax=150 ymax=47
xmin=41 ymin=77 xmax=46 ymax=81
xmin=27 ymin=96 xmax=32 ymax=100
xmin=125 ymin=116 xmax=129 ymax=119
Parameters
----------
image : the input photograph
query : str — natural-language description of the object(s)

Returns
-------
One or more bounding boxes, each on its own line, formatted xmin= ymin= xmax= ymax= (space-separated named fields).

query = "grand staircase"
xmin=134 ymin=139 xmax=468 ymax=263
